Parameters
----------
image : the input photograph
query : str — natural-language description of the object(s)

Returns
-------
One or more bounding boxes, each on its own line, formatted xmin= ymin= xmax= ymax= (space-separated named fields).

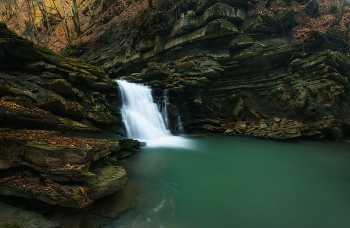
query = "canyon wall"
xmin=80 ymin=0 xmax=350 ymax=139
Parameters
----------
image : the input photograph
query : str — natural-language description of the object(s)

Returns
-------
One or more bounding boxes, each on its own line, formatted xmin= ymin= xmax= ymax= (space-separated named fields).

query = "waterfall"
xmin=117 ymin=80 xmax=190 ymax=148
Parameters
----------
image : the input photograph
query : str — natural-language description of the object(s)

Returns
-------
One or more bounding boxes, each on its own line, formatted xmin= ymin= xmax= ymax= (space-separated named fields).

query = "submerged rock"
xmin=0 ymin=202 xmax=60 ymax=228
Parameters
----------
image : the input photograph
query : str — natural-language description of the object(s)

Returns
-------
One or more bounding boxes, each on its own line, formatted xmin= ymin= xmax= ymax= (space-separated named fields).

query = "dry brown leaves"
xmin=4 ymin=173 xmax=55 ymax=195
xmin=0 ymin=129 xmax=97 ymax=148
xmin=0 ymin=100 xmax=52 ymax=116
xmin=256 ymin=0 xmax=350 ymax=43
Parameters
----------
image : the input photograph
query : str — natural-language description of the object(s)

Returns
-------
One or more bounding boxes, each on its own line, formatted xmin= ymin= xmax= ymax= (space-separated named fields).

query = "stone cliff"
xmin=0 ymin=21 xmax=139 ymax=218
xmin=79 ymin=0 xmax=350 ymax=140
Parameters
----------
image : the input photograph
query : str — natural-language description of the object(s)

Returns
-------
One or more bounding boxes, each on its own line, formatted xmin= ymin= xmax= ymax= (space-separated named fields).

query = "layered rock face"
xmin=0 ymin=22 xmax=140 ymax=212
xmin=81 ymin=0 xmax=350 ymax=140
xmin=0 ymin=22 xmax=123 ymax=132
xmin=0 ymin=132 xmax=139 ymax=208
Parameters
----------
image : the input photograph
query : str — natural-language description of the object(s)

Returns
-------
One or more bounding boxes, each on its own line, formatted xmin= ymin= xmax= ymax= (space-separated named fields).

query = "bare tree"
xmin=66 ymin=0 xmax=81 ymax=36
xmin=59 ymin=0 xmax=71 ymax=44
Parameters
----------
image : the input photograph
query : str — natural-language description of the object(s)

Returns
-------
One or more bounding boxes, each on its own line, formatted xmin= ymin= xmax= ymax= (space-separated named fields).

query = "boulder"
xmin=65 ymin=101 xmax=85 ymax=117
xmin=43 ymin=79 xmax=77 ymax=95
xmin=87 ymin=105 xmax=119 ymax=124
xmin=304 ymin=0 xmax=319 ymax=17
xmin=87 ymin=164 xmax=127 ymax=200
xmin=140 ymin=62 xmax=168 ymax=81
xmin=38 ymin=93 xmax=66 ymax=114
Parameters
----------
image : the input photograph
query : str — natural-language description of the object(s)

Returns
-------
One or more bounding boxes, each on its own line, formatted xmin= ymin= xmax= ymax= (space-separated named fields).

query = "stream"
xmin=102 ymin=135 xmax=350 ymax=228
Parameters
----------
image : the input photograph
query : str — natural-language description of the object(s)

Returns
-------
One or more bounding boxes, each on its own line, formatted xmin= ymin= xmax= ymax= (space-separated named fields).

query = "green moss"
xmin=177 ymin=61 xmax=195 ymax=69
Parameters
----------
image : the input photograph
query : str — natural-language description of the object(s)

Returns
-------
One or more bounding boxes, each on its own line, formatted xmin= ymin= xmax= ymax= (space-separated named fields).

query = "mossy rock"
xmin=176 ymin=61 xmax=195 ymax=72
xmin=38 ymin=93 xmax=66 ymax=114
xmin=65 ymin=102 xmax=85 ymax=117
xmin=43 ymin=79 xmax=77 ymax=95
xmin=278 ymin=9 xmax=296 ymax=28
xmin=87 ymin=105 xmax=119 ymax=124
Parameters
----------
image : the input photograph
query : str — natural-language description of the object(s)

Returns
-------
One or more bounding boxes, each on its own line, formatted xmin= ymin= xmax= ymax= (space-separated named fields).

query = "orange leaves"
xmin=4 ymin=173 xmax=55 ymax=194
xmin=0 ymin=129 xmax=97 ymax=148
xmin=0 ymin=100 xmax=52 ymax=116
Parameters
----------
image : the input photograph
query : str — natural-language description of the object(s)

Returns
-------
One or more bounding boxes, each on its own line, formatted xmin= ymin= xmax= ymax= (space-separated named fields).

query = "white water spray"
xmin=117 ymin=80 xmax=190 ymax=148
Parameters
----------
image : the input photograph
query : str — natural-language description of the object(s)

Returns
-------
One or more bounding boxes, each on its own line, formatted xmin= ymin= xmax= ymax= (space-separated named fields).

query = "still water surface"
xmin=104 ymin=136 xmax=350 ymax=228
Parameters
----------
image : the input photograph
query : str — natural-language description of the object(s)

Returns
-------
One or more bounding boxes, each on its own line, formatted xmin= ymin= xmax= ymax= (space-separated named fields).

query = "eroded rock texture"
xmin=79 ymin=0 xmax=350 ymax=140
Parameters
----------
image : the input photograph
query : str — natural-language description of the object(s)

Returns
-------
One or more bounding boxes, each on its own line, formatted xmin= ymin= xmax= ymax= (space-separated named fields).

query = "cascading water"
xmin=117 ymin=80 xmax=190 ymax=148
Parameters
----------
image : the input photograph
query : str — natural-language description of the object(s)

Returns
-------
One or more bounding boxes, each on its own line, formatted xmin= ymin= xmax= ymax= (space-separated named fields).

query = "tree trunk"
xmin=148 ymin=0 xmax=153 ymax=8
xmin=13 ymin=0 xmax=22 ymax=36
xmin=60 ymin=0 xmax=71 ymax=44
xmin=67 ymin=0 xmax=81 ymax=37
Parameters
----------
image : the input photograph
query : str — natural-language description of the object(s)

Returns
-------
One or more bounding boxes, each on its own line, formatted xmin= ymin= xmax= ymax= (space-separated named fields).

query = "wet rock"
xmin=329 ymin=127 xmax=343 ymax=141
xmin=90 ymin=181 xmax=137 ymax=218
xmin=87 ymin=164 xmax=127 ymax=200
